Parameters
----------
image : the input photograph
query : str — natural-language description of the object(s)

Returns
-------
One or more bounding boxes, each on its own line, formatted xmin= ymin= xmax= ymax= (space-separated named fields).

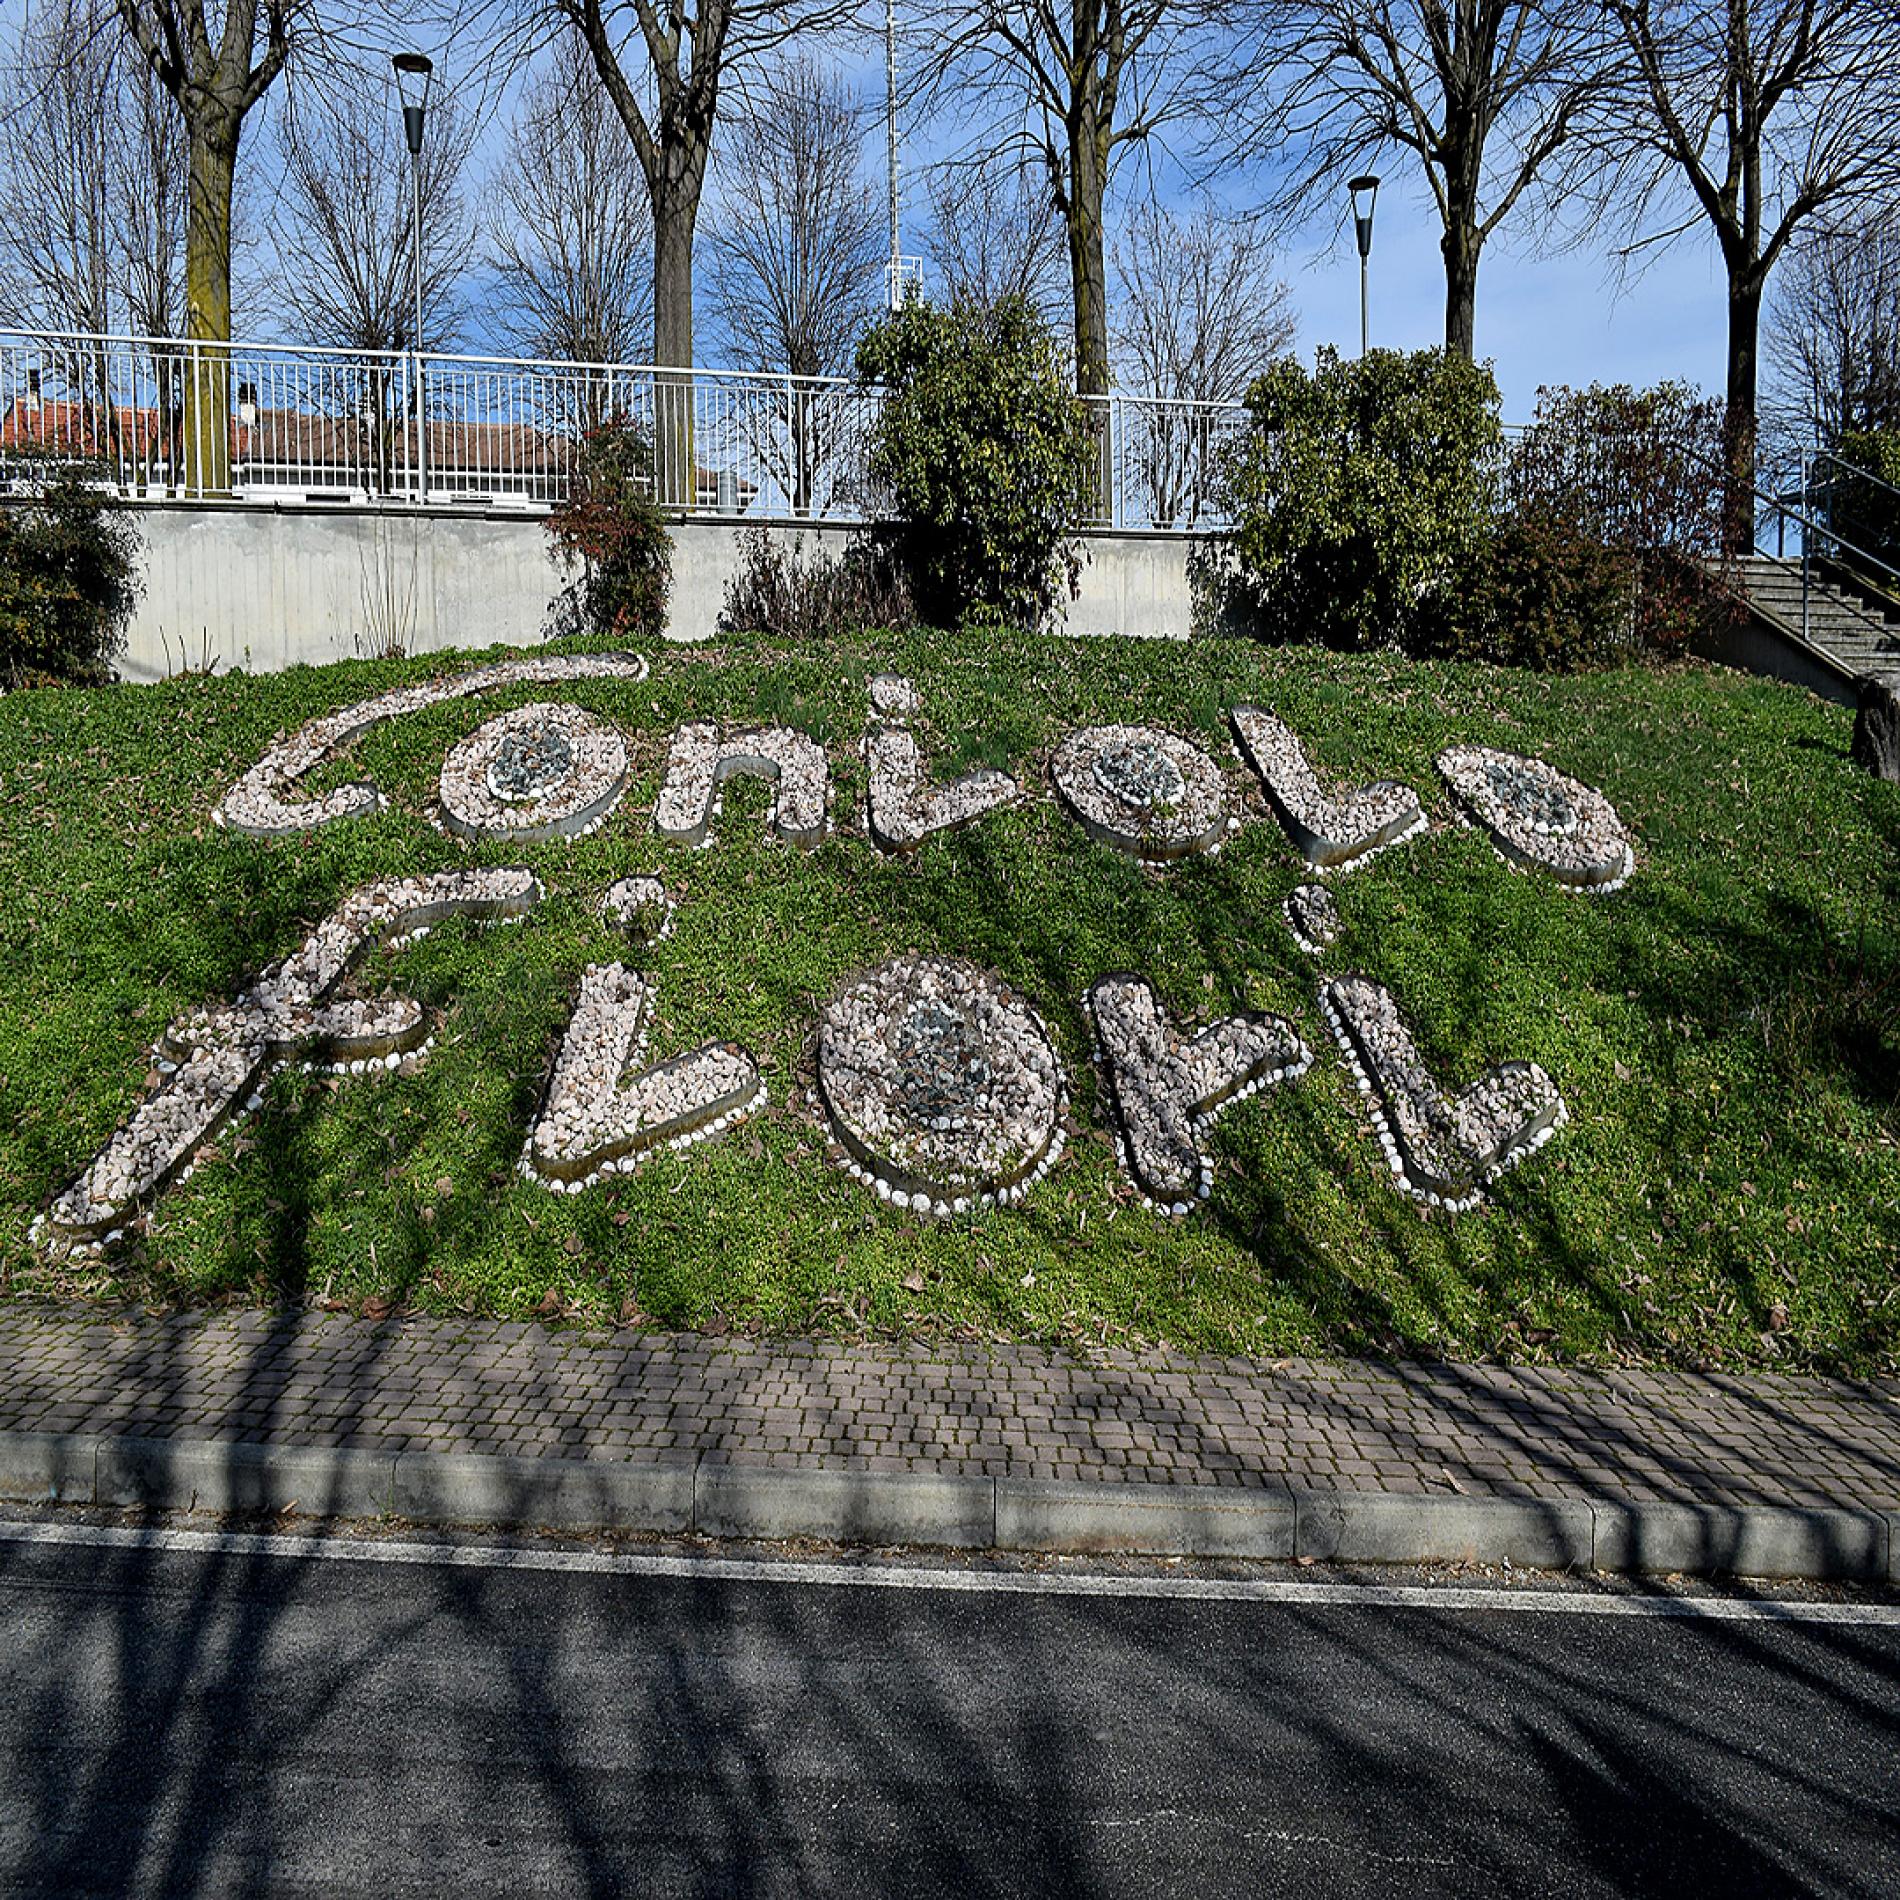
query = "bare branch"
xmin=482 ymin=40 xmax=654 ymax=363
xmin=1214 ymin=0 xmax=1612 ymax=358
xmin=910 ymin=0 xmax=1208 ymax=394
xmin=263 ymin=76 xmax=474 ymax=351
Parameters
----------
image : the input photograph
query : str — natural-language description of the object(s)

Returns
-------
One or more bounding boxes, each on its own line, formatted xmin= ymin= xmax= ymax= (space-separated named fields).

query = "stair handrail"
xmin=1671 ymin=436 xmax=1900 ymax=649
xmin=1803 ymin=446 xmax=1900 ymax=618
xmin=1812 ymin=444 xmax=1900 ymax=505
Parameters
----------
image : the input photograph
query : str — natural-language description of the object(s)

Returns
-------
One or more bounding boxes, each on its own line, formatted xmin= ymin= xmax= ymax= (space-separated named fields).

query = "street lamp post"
xmin=393 ymin=52 xmax=434 ymax=502
xmin=1348 ymin=173 xmax=1380 ymax=358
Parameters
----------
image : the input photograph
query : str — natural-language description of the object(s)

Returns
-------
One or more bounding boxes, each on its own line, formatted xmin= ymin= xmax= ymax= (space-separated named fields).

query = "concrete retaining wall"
xmin=116 ymin=502 xmax=1197 ymax=681
xmin=1692 ymin=609 xmax=1860 ymax=709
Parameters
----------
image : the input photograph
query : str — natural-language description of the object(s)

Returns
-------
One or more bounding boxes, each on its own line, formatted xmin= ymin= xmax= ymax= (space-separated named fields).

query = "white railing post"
xmin=412 ymin=347 xmax=424 ymax=504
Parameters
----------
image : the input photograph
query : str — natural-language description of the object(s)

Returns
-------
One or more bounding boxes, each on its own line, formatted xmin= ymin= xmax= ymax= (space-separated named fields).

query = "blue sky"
xmin=1277 ymin=189 xmax=1728 ymax=422
xmin=0 ymin=0 xmax=1743 ymax=419
xmin=758 ymin=30 xmax=1741 ymax=423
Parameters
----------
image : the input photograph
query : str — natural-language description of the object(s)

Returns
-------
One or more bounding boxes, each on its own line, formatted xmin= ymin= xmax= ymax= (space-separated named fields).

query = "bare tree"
xmin=109 ymin=0 xmax=293 ymax=488
xmin=0 ymin=0 xmax=190 ymax=482
xmin=270 ymin=85 xmax=472 ymax=353
xmin=918 ymin=0 xmax=1201 ymax=399
xmin=1593 ymin=0 xmax=1900 ymax=528
xmin=527 ymin=0 xmax=861 ymax=502
xmin=919 ymin=152 xmax=1069 ymax=326
xmin=1109 ymin=198 xmax=1294 ymax=527
xmin=1764 ymin=224 xmax=1900 ymax=464
xmin=114 ymin=52 xmax=191 ymax=341
xmin=484 ymin=43 xmax=654 ymax=365
xmin=1111 ymin=198 xmax=1294 ymax=400
xmin=0 ymin=0 xmax=186 ymax=336
xmin=1222 ymin=0 xmax=1608 ymax=361
xmin=701 ymin=54 xmax=883 ymax=512
xmin=705 ymin=55 xmax=883 ymax=380
xmin=264 ymin=82 xmax=473 ymax=492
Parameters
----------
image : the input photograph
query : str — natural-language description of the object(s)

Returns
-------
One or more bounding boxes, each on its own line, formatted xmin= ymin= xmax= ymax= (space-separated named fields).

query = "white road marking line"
xmin=0 ymin=1518 xmax=1895 ymax=1622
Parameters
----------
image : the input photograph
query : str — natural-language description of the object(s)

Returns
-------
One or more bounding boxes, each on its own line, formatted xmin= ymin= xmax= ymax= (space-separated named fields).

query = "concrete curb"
xmin=0 ymin=1431 xmax=1893 ymax=1584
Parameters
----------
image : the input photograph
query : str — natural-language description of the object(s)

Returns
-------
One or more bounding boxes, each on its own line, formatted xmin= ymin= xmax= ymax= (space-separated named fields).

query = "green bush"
xmin=1225 ymin=346 xmax=1502 ymax=651
xmin=1445 ymin=514 xmax=1635 ymax=670
xmin=1498 ymin=382 xmax=1729 ymax=656
xmin=0 ymin=470 xmax=142 ymax=686
xmin=856 ymin=295 xmax=1097 ymax=630
xmin=543 ymin=416 xmax=673 ymax=643
xmin=718 ymin=525 xmax=913 ymax=641
xmin=1832 ymin=427 xmax=1900 ymax=578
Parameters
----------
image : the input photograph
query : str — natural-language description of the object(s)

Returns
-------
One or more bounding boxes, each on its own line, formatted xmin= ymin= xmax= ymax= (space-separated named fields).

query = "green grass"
xmin=1 ymin=625 xmax=1896 ymax=1372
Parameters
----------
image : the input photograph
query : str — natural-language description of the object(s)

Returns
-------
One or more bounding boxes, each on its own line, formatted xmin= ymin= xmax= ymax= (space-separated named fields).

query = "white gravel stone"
xmin=1050 ymin=725 xmax=1229 ymax=861
xmin=868 ymin=672 xmax=924 ymax=719
xmin=1320 ymin=973 xmax=1567 ymax=1211
xmin=865 ymin=724 xmax=1018 ymax=854
xmin=43 ymin=867 xmax=540 ymax=1246
xmin=522 ymin=961 xmax=762 ymax=1187
xmin=653 ymin=722 xmax=828 ymax=849
xmin=216 ymin=653 xmax=649 ymax=834
xmin=1284 ymin=883 xmax=1341 ymax=954
xmin=601 ymin=875 xmax=676 ymax=941
xmin=1230 ymin=705 xmax=1426 ymax=871
xmin=817 ymin=955 xmax=1065 ymax=1215
xmin=1435 ymin=745 xmax=1635 ymax=893
xmin=438 ymin=702 xmax=629 ymax=843
xmin=1089 ymin=973 xmax=1310 ymax=1210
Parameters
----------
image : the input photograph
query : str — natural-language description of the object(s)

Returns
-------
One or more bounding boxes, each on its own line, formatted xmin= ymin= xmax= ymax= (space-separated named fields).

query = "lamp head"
xmin=1348 ymin=173 xmax=1380 ymax=258
xmin=393 ymin=52 xmax=434 ymax=154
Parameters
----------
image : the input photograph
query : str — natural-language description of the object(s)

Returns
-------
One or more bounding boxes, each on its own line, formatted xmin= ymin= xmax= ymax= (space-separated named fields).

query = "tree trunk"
xmin=651 ymin=165 xmax=700 ymax=510
xmin=1064 ymin=111 xmax=1112 ymax=520
xmin=182 ymin=122 xmax=238 ymax=496
xmin=1723 ymin=272 xmax=1763 ymax=555
xmin=1065 ymin=138 xmax=1110 ymax=397
xmin=1442 ymin=218 xmax=1480 ymax=362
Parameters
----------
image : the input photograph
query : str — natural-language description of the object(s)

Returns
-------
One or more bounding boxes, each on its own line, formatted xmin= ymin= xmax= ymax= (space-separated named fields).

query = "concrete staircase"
xmin=1733 ymin=555 xmax=1900 ymax=680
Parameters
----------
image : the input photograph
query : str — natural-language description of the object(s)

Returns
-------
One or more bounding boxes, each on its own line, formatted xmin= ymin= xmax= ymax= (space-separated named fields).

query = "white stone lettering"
xmin=652 ymin=722 xmax=829 ymax=849
xmin=1230 ymin=706 xmax=1426 ymax=871
xmin=1089 ymin=974 xmax=1310 ymax=1212
xmin=216 ymin=654 xmax=649 ymax=835
xmin=42 ymin=869 xmax=541 ymax=1246
xmin=1319 ymin=975 xmax=1567 ymax=1210
xmin=438 ymin=702 xmax=628 ymax=842
xmin=817 ymin=957 xmax=1065 ymax=1216
xmin=523 ymin=964 xmax=763 ymax=1189
xmin=1050 ymin=724 xmax=1232 ymax=861
xmin=864 ymin=678 xmax=1020 ymax=854
xmin=1435 ymin=745 xmax=1635 ymax=893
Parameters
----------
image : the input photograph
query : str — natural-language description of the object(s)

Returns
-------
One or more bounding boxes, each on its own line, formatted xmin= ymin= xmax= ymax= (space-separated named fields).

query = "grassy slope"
xmin=0 ymin=626 xmax=1895 ymax=1372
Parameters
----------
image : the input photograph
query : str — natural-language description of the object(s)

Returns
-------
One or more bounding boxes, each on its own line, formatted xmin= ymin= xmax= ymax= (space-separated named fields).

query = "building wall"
xmin=116 ymin=503 xmax=1199 ymax=681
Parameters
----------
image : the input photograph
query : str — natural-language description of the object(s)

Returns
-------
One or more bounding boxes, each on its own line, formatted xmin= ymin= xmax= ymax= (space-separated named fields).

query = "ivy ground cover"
xmin=0 ymin=625 xmax=1895 ymax=1373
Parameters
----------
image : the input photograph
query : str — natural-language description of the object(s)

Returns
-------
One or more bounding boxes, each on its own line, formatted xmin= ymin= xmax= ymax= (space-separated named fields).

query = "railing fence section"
xmin=0 ymin=328 xmax=1248 ymax=533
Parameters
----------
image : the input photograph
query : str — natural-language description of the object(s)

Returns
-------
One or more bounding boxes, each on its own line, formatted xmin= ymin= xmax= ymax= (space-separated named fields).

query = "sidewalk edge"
xmin=1 ymin=1433 xmax=1891 ymax=1584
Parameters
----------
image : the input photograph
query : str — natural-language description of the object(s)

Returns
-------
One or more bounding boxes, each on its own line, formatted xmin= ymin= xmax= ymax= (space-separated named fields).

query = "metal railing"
xmin=1755 ymin=448 xmax=1900 ymax=649
xmin=0 ymin=326 xmax=1248 ymax=532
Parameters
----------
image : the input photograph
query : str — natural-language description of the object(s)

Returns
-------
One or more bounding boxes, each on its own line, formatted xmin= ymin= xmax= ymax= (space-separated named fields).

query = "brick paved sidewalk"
xmin=1 ymin=1305 xmax=1897 ymax=1513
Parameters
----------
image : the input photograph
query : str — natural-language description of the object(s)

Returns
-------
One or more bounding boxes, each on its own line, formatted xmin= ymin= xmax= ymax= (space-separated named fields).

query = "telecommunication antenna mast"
xmin=885 ymin=0 xmax=904 ymax=309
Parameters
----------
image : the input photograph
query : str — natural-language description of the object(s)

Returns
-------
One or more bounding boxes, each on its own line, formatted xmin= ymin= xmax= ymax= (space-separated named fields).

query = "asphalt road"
xmin=1 ymin=1525 xmax=1896 ymax=1899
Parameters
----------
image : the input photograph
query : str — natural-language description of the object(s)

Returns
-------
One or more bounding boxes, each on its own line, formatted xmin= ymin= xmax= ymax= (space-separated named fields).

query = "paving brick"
xmin=1 ymin=1309 xmax=1898 ymax=1529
